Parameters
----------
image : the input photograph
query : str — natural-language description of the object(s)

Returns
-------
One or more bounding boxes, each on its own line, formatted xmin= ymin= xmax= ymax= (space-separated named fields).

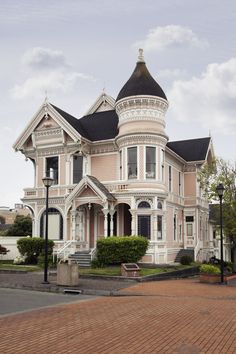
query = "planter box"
xmin=121 ymin=263 xmax=140 ymax=277
xmin=199 ymin=273 xmax=221 ymax=283
xmin=200 ymin=273 xmax=236 ymax=284
xmin=57 ymin=262 xmax=79 ymax=286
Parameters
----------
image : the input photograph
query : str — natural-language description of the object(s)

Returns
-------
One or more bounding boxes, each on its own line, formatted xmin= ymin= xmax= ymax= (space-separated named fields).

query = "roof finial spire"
xmin=137 ymin=48 xmax=145 ymax=63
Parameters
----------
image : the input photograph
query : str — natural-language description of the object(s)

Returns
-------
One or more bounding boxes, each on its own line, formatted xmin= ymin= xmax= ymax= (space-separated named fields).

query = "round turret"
xmin=115 ymin=49 xmax=169 ymax=145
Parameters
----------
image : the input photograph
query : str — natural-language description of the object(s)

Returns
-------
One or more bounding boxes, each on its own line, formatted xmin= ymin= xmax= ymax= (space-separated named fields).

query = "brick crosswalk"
xmin=1 ymin=278 xmax=236 ymax=353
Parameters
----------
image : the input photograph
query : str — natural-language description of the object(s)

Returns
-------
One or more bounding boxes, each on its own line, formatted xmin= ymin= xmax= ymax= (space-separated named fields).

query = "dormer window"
xmin=146 ymin=147 xmax=156 ymax=179
xmin=127 ymin=147 xmax=137 ymax=179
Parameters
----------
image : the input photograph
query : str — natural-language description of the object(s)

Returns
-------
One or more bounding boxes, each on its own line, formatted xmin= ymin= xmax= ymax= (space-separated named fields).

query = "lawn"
xmin=0 ymin=261 xmax=193 ymax=275
xmin=79 ymin=264 xmax=193 ymax=277
xmin=0 ymin=262 xmax=41 ymax=272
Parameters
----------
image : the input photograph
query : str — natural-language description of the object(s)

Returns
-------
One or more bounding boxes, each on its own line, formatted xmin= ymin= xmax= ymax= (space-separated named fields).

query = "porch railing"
xmin=53 ymin=240 xmax=77 ymax=262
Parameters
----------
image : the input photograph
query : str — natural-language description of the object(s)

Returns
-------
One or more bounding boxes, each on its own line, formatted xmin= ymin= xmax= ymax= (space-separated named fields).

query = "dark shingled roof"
xmin=116 ymin=61 xmax=167 ymax=102
xmin=51 ymin=104 xmax=118 ymax=141
xmin=87 ymin=175 xmax=116 ymax=201
xmin=167 ymin=137 xmax=211 ymax=162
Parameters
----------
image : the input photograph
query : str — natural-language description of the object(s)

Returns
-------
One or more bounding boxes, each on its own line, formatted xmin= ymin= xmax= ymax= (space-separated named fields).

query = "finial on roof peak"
xmin=137 ymin=48 xmax=145 ymax=63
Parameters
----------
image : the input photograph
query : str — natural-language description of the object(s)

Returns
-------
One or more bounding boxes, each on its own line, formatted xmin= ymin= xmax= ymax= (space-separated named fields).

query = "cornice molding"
xmin=115 ymin=133 xmax=168 ymax=148
xmin=115 ymin=95 xmax=169 ymax=115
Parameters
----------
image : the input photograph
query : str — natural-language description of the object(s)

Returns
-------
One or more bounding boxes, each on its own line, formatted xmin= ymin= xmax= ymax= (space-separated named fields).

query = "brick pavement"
xmin=0 ymin=278 xmax=236 ymax=353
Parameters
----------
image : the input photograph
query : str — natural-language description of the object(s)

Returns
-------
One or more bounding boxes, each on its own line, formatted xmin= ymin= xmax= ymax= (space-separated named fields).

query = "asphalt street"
xmin=0 ymin=288 xmax=97 ymax=316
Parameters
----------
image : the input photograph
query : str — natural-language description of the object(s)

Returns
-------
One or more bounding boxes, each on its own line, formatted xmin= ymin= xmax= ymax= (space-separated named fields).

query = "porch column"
xmin=102 ymin=208 xmax=109 ymax=237
xmin=130 ymin=210 xmax=136 ymax=235
xmin=78 ymin=208 xmax=84 ymax=241
xmin=109 ymin=209 xmax=115 ymax=236
xmin=71 ymin=209 xmax=77 ymax=240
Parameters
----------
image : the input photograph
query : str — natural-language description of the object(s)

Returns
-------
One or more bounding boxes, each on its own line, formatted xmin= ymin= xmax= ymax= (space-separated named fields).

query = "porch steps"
xmin=68 ymin=251 xmax=91 ymax=268
xmin=175 ymin=248 xmax=194 ymax=263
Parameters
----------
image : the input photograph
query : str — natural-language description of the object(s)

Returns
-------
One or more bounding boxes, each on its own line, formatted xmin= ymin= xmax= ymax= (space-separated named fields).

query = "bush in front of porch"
xmin=17 ymin=237 xmax=54 ymax=264
xmin=93 ymin=236 xmax=149 ymax=267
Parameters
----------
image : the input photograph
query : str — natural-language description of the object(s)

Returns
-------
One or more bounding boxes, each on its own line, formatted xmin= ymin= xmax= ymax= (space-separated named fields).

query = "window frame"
xmin=145 ymin=146 xmax=156 ymax=179
xmin=45 ymin=156 xmax=59 ymax=185
xmin=127 ymin=146 xmax=138 ymax=180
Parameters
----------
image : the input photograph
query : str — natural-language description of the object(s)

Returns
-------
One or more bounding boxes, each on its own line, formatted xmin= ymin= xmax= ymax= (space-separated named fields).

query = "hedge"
xmin=17 ymin=237 xmax=54 ymax=264
xmin=96 ymin=236 xmax=149 ymax=265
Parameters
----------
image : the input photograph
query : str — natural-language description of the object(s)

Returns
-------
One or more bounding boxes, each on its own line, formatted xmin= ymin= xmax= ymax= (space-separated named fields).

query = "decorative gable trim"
xmin=13 ymin=102 xmax=81 ymax=151
xmin=65 ymin=175 xmax=115 ymax=212
xmin=85 ymin=92 xmax=115 ymax=115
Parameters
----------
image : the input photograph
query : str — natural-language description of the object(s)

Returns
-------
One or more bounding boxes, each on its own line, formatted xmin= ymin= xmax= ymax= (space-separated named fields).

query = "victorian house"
xmin=13 ymin=50 xmax=215 ymax=264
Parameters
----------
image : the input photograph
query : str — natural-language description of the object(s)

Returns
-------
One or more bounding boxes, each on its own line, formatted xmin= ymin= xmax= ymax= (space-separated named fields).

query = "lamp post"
xmin=216 ymin=183 xmax=225 ymax=283
xmin=42 ymin=176 xmax=54 ymax=284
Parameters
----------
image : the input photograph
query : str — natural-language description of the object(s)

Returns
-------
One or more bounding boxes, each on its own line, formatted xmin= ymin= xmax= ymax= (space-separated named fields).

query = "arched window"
xmin=157 ymin=201 xmax=162 ymax=210
xmin=40 ymin=208 xmax=63 ymax=240
xmin=138 ymin=201 xmax=151 ymax=209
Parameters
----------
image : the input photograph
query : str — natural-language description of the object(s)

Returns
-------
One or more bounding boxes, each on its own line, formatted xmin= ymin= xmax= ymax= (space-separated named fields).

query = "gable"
xmin=85 ymin=92 xmax=115 ymax=115
xmin=13 ymin=102 xmax=81 ymax=152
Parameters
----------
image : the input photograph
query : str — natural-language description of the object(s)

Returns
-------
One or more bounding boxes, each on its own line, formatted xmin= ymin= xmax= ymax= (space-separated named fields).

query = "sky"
xmin=1 ymin=0 xmax=236 ymax=208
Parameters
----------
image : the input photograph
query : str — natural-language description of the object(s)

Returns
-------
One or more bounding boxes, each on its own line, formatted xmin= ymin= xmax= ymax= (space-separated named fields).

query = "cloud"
xmin=11 ymin=47 xmax=95 ymax=99
xmin=134 ymin=25 xmax=208 ymax=51
xmin=168 ymin=58 xmax=236 ymax=135
xmin=22 ymin=47 xmax=67 ymax=70
xmin=158 ymin=68 xmax=187 ymax=80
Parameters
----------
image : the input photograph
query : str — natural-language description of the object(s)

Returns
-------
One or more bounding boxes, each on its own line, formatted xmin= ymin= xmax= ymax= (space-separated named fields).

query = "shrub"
xmin=96 ymin=236 xmax=149 ymax=266
xmin=17 ymin=237 xmax=54 ymax=264
xmin=180 ymin=255 xmax=193 ymax=265
xmin=200 ymin=264 xmax=220 ymax=275
xmin=0 ymin=244 xmax=9 ymax=255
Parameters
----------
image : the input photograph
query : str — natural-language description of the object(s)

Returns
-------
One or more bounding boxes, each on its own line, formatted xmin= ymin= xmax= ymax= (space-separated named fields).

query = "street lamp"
xmin=42 ymin=176 xmax=54 ymax=284
xmin=216 ymin=183 xmax=225 ymax=283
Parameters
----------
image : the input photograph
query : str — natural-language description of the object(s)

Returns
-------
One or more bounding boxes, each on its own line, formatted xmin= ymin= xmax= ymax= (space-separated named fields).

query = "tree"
xmin=198 ymin=158 xmax=236 ymax=263
xmin=0 ymin=216 xmax=6 ymax=224
xmin=5 ymin=215 xmax=32 ymax=236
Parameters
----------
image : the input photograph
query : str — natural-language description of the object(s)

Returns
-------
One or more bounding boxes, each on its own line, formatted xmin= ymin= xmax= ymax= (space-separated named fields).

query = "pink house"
xmin=13 ymin=50 xmax=215 ymax=264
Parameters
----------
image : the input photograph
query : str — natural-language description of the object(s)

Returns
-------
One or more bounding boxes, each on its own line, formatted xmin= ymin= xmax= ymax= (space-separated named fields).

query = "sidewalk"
xmin=0 ymin=271 xmax=136 ymax=295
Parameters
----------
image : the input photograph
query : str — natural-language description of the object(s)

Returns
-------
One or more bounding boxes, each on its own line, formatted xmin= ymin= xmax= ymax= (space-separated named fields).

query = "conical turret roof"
xmin=116 ymin=49 xmax=167 ymax=102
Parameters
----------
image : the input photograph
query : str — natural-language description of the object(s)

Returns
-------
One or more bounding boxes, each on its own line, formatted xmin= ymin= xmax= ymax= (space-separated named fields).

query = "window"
xmin=128 ymin=147 xmax=137 ymax=179
xmin=174 ymin=214 xmax=176 ymax=240
xmin=46 ymin=156 xmax=58 ymax=184
xmin=187 ymin=224 xmax=193 ymax=237
xmin=179 ymin=172 xmax=181 ymax=195
xmin=168 ymin=166 xmax=172 ymax=191
xmin=157 ymin=201 xmax=162 ymax=210
xmin=157 ymin=215 xmax=162 ymax=240
xmin=119 ymin=150 xmax=122 ymax=179
xmin=146 ymin=147 xmax=156 ymax=179
xmin=138 ymin=215 xmax=151 ymax=239
xmin=161 ymin=149 xmax=164 ymax=181
xmin=179 ymin=224 xmax=182 ymax=241
xmin=186 ymin=216 xmax=194 ymax=222
xmin=73 ymin=155 xmax=83 ymax=183
xmin=138 ymin=201 xmax=151 ymax=208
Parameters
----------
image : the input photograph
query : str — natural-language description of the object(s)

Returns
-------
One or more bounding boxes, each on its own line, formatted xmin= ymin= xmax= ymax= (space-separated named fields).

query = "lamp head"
xmin=42 ymin=176 xmax=54 ymax=188
xmin=216 ymin=183 xmax=225 ymax=198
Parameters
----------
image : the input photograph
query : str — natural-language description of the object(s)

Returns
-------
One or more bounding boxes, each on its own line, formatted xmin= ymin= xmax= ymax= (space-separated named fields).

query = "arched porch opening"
xmin=40 ymin=208 xmax=63 ymax=240
xmin=115 ymin=203 xmax=131 ymax=236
